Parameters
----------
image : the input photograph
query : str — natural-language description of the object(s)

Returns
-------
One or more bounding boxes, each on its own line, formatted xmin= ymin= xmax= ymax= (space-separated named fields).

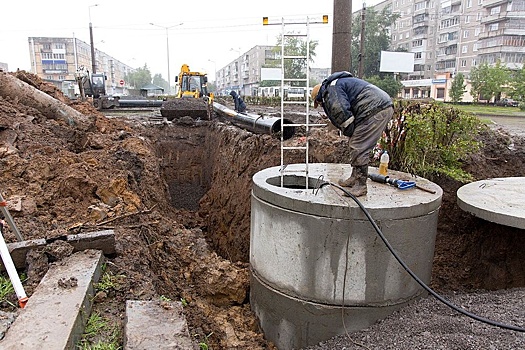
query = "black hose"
xmin=321 ymin=181 xmax=525 ymax=333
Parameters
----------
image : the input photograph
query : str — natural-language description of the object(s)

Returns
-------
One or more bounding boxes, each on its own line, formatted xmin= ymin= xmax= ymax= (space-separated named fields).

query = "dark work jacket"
xmin=230 ymin=91 xmax=246 ymax=113
xmin=316 ymin=72 xmax=393 ymax=137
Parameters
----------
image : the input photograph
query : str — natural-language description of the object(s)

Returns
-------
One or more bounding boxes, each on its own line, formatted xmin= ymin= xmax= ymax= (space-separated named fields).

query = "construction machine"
xmin=74 ymin=66 xmax=119 ymax=110
xmin=160 ymin=64 xmax=213 ymax=120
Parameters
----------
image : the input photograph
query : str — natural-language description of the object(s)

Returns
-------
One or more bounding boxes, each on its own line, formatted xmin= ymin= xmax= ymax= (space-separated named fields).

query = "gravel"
xmin=304 ymin=288 xmax=525 ymax=349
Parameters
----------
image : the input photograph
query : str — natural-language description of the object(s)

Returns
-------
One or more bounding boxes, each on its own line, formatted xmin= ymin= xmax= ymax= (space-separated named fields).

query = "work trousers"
xmin=348 ymin=106 xmax=394 ymax=166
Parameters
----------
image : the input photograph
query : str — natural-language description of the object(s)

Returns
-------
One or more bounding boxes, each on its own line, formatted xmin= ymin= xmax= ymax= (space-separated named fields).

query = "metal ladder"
xmin=278 ymin=16 xmax=327 ymax=188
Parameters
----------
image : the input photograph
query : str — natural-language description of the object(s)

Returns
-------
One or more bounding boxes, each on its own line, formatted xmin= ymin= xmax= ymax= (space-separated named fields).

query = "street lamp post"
xmin=88 ymin=4 xmax=99 ymax=73
xmin=150 ymin=22 xmax=183 ymax=95
xmin=208 ymin=59 xmax=217 ymax=93
xmin=230 ymin=47 xmax=242 ymax=94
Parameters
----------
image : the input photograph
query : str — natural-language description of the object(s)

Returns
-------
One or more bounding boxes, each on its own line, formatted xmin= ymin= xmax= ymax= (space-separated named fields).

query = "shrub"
xmin=379 ymin=100 xmax=485 ymax=182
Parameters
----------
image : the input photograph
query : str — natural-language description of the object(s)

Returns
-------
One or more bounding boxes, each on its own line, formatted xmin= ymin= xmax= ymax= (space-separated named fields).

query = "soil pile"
xmin=0 ymin=71 xmax=524 ymax=349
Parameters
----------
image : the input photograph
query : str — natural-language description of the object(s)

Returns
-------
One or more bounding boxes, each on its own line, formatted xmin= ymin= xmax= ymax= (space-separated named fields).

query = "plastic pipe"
xmin=0 ymin=225 xmax=28 ymax=308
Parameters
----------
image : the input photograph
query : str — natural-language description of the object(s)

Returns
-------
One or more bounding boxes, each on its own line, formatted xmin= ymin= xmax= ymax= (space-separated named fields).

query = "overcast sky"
xmin=1 ymin=0 xmax=382 ymax=81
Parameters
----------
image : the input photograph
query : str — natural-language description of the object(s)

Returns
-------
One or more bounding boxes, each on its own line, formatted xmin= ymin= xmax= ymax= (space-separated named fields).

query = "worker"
xmin=311 ymin=71 xmax=394 ymax=196
xmin=230 ymin=90 xmax=247 ymax=113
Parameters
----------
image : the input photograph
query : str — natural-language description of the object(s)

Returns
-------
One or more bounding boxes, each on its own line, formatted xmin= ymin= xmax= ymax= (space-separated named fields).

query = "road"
xmin=484 ymin=115 xmax=525 ymax=137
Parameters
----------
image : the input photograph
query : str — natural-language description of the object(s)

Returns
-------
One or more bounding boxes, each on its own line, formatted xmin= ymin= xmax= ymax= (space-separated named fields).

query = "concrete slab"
xmin=0 ymin=250 xmax=104 ymax=350
xmin=1 ymin=230 xmax=115 ymax=271
xmin=457 ymin=177 xmax=525 ymax=229
xmin=124 ymin=300 xmax=194 ymax=350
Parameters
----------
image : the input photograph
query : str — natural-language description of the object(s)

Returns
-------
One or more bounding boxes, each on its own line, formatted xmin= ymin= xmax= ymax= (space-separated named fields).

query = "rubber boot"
xmin=345 ymin=165 xmax=368 ymax=197
xmin=338 ymin=166 xmax=358 ymax=187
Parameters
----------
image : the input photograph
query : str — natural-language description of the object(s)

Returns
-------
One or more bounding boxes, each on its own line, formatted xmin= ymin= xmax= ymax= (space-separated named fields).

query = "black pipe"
xmin=212 ymin=102 xmax=295 ymax=140
xmin=117 ymin=99 xmax=164 ymax=108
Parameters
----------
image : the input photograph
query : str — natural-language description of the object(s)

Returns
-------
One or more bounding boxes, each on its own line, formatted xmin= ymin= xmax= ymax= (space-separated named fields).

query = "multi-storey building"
xmin=386 ymin=0 xmax=524 ymax=101
xmin=216 ymin=45 xmax=280 ymax=96
xmin=28 ymin=37 xmax=134 ymax=95
xmin=0 ymin=62 xmax=8 ymax=72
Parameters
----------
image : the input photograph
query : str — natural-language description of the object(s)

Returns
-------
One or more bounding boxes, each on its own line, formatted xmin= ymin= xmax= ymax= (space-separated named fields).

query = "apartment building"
xmin=216 ymin=45 xmax=280 ymax=96
xmin=387 ymin=0 xmax=524 ymax=101
xmin=28 ymin=37 xmax=134 ymax=95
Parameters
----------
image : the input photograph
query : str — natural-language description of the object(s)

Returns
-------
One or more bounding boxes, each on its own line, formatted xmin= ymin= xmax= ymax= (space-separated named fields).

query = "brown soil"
xmin=0 ymin=71 xmax=524 ymax=349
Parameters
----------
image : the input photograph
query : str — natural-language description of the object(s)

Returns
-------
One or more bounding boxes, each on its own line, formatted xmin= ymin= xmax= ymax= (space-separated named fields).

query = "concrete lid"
xmin=252 ymin=163 xmax=443 ymax=220
xmin=457 ymin=177 xmax=525 ymax=229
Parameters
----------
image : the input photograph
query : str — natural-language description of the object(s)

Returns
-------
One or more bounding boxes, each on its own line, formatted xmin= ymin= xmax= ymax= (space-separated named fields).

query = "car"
xmin=495 ymin=98 xmax=519 ymax=107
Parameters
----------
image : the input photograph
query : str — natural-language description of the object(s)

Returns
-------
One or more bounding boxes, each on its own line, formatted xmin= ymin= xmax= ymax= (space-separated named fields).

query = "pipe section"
xmin=212 ymin=102 xmax=295 ymax=140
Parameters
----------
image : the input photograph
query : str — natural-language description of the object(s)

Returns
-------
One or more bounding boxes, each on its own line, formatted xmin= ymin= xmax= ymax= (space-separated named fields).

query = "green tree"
xmin=470 ymin=61 xmax=511 ymax=102
xmin=152 ymin=73 xmax=168 ymax=91
xmin=351 ymin=8 xmax=400 ymax=77
xmin=124 ymin=64 xmax=152 ymax=89
xmin=366 ymin=75 xmax=403 ymax=98
xmin=271 ymin=34 xmax=318 ymax=87
xmin=449 ymin=73 xmax=466 ymax=103
xmin=509 ymin=65 xmax=525 ymax=102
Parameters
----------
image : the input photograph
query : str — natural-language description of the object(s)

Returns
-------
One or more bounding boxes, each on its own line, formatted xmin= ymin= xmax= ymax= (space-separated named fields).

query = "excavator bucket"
xmin=160 ymin=98 xmax=210 ymax=120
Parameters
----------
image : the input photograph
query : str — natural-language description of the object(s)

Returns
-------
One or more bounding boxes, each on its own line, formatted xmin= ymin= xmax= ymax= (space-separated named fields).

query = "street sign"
xmin=119 ymin=79 xmax=125 ymax=86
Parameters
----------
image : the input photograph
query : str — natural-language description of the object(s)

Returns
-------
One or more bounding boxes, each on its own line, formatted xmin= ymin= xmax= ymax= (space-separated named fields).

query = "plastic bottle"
xmin=379 ymin=151 xmax=389 ymax=175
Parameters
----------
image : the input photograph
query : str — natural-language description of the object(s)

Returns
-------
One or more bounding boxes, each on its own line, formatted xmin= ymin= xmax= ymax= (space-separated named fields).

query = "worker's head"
xmin=311 ymin=84 xmax=321 ymax=108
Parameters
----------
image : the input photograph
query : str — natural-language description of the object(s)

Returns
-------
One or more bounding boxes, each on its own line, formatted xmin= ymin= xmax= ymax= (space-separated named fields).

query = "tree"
xmin=449 ymin=73 xmax=466 ymax=103
xmin=152 ymin=74 xmax=168 ymax=91
xmin=470 ymin=61 xmax=511 ymax=102
xmin=124 ymin=64 xmax=152 ymax=89
xmin=509 ymin=65 xmax=525 ymax=102
xmin=366 ymin=75 xmax=403 ymax=98
xmin=351 ymin=8 xmax=400 ymax=77
xmin=271 ymin=34 xmax=318 ymax=87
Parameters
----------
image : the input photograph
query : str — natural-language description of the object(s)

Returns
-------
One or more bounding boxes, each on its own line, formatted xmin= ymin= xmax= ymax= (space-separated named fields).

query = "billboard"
xmin=379 ymin=51 xmax=415 ymax=73
xmin=261 ymin=68 xmax=282 ymax=81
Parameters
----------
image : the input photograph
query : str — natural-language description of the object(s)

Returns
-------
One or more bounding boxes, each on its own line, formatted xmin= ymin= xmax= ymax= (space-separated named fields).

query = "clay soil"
xmin=0 ymin=71 xmax=524 ymax=349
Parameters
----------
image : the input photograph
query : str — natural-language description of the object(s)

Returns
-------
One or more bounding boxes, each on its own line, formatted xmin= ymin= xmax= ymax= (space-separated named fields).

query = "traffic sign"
xmin=119 ymin=79 xmax=125 ymax=86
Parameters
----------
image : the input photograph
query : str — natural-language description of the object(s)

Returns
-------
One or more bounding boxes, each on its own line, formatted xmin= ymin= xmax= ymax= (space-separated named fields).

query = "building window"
xmin=461 ymin=59 xmax=467 ymax=67
xmin=472 ymin=58 xmax=477 ymax=66
xmin=406 ymin=31 xmax=410 ymax=38
xmin=436 ymin=88 xmax=445 ymax=98
xmin=43 ymin=43 xmax=51 ymax=50
xmin=465 ymin=15 xmax=470 ymax=23
xmin=55 ymin=43 xmax=64 ymax=49
xmin=478 ymin=0 xmax=482 ymax=4
xmin=462 ymin=45 xmax=468 ymax=53
xmin=473 ymin=43 xmax=478 ymax=51
xmin=413 ymin=39 xmax=423 ymax=47
xmin=490 ymin=6 xmax=501 ymax=15
xmin=489 ymin=23 xmax=499 ymax=31
xmin=475 ymin=28 xmax=481 ymax=36
xmin=467 ymin=0 xmax=472 ymax=8
xmin=415 ymin=52 xmax=422 ymax=59
xmin=393 ymin=34 xmax=397 ymax=41
xmin=463 ymin=30 xmax=469 ymax=38
xmin=477 ymin=12 xmax=482 ymax=21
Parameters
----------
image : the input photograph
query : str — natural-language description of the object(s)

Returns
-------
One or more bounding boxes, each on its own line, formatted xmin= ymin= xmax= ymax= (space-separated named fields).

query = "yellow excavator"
xmin=160 ymin=64 xmax=214 ymax=120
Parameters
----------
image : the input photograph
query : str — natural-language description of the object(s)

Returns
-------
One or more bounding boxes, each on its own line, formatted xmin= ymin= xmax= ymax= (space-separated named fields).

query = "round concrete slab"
xmin=457 ymin=177 xmax=525 ymax=229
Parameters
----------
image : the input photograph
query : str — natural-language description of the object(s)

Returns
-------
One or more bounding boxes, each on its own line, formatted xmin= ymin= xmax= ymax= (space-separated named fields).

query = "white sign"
xmin=380 ymin=51 xmax=415 ymax=73
xmin=261 ymin=68 xmax=282 ymax=81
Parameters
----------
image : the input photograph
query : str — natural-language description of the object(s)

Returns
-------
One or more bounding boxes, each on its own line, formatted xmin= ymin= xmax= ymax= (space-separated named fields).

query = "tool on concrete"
xmin=0 ymin=221 xmax=28 ymax=308
xmin=368 ymin=173 xmax=415 ymax=190
xmin=0 ymin=193 xmax=24 ymax=241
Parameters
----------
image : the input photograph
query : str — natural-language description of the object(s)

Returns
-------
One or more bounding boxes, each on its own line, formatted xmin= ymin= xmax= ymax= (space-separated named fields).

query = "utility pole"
xmin=332 ymin=0 xmax=352 ymax=73
xmin=358 ymin=2 xmax=366 ymax=78
xmin=88 ymin=4 xmax=99 ymax=74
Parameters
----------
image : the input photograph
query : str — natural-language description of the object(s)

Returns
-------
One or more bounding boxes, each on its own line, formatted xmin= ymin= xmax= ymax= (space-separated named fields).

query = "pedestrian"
xmin=230 ymin=90 xmax=247 ymax=113
xmin=311 ymin=71 xmax=394 ymax=196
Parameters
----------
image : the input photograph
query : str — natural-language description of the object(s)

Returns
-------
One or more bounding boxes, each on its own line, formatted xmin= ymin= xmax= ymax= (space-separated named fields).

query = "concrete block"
xmin=0 ymin=250 xmax=104 ymax=349
xmin=125 ymin=300 xmax=195 ymax=350
xmin=67 ymin=230 xmax=116 ymax=255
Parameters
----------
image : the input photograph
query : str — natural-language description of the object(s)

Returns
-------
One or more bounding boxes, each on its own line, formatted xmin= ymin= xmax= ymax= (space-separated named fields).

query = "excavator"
xmin=160 ymin=64 xmax=214 ymax=120
xmin=74 ymin=66 xmax=118 ymax=110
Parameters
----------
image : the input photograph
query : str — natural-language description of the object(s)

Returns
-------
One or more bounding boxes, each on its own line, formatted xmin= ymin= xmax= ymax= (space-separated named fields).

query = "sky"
xmin=0 ymin=0 xmax=382 ymax=81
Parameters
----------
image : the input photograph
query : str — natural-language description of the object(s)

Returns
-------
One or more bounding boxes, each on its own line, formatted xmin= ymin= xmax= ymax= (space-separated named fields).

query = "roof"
xmin=140 ymin=83 xmax=164 ymax=91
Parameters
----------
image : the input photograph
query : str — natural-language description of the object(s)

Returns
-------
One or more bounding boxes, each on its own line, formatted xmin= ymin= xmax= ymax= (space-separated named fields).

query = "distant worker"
xmin=230 ymin=90 xmax=246 ymax=113
xmin=311 ymin=71 xmax=394 ymax=196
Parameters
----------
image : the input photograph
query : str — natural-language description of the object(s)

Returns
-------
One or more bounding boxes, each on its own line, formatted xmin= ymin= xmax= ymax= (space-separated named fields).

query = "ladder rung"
xmin=283 ymin=55 xmax=307 ymax=59
xmin=284 ymin=33 xmax=307 ymax=37
xmin=282 ymin=101 xmax=307 ymax=105
xmin=282 ymin=146 xmax=307 ymax=150
xmin=282 ymin=123 xmax=327 ymax=127
xmin=280 ymin=168 xmax=308 ymax=174
xmin=282 ymin=78 xmax=308 ymax=82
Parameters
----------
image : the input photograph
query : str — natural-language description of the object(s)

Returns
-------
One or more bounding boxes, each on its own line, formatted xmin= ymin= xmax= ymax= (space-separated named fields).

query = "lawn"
xmin=447 ymin=103 xmax=525 ymax=117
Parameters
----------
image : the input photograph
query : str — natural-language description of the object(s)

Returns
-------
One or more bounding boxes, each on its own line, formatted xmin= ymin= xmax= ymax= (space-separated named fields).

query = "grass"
xmin=447 ymin=103 xmax=525 ymax=117
xmin=77 ymin=312 xmax=121 ymax=350
xmin=0 ymin=275 xmax=15 ymax=306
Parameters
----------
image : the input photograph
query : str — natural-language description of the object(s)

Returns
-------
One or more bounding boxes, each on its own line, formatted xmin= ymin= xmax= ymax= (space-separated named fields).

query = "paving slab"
xmin=0 ymin=249 xmax=104 ymax=350
xmin=457 ymin=177 xmax=525 ymax=229
xmin=125 ymin=300 xmax=195 ymax=350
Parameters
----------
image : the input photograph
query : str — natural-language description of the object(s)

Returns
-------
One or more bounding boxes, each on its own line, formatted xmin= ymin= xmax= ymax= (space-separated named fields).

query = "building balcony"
xmin=478 ymin=45 xmax=525 ymax=54
xmin=478 ymin=27 xmax=525 ymax=39
xmin=480 ymin=12 xmax=509 ymax=24
xmin=413 ymin=20 xmax=429 ymax=28
xmin=482 ymin=0 xmax=509 ymax=8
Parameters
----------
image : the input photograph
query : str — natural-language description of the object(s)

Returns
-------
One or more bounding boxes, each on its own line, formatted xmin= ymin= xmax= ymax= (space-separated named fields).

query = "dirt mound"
xmin=0 ymin=72 xmax=524 ymax=349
